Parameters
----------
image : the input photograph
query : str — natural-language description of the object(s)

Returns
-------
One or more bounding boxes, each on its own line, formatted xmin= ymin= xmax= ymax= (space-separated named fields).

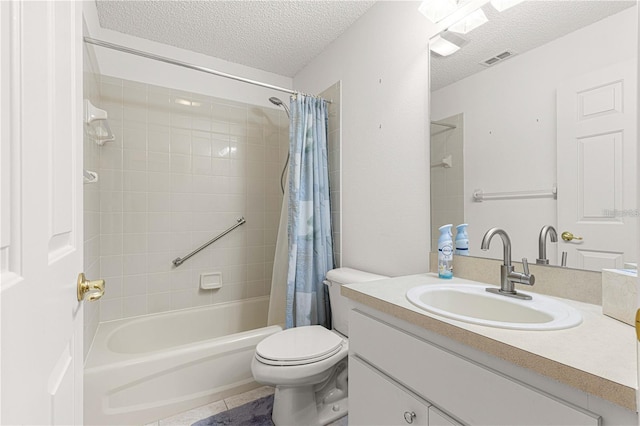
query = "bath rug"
xmin=191 ymin=394 xmax=348 ymax=426
xmin=191 ymin=394 xmax=275 ymax=426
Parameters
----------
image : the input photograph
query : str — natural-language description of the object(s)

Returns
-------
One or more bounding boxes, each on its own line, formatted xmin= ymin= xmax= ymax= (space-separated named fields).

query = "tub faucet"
xmin=480 ymin=228 xmax=535 ymax=300
xmin=536 ymin=225 xmax=557 ymax=265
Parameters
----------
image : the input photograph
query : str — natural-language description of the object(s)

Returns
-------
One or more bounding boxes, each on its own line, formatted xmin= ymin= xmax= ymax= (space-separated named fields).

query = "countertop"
xmin=342 ymin=273 xmax=637 ymax=412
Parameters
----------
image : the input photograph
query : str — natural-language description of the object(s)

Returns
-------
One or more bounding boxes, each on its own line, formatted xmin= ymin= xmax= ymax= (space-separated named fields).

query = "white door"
xmin=557 ymin=60 xmax=637 ymax=271
xmin=1 ymin=1 xmax=84 ymax=424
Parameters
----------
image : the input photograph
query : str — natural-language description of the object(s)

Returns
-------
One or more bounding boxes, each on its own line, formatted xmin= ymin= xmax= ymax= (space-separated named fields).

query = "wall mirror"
xmin=429 ymin=0 xmax=637 ymax=271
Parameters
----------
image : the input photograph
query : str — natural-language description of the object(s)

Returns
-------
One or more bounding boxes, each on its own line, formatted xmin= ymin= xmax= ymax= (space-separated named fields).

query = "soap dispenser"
xmin=438 ymin=224 xmax=453 ymax=279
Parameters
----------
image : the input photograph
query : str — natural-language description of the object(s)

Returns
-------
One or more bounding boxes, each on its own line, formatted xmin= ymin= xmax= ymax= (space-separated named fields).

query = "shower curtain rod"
xmin=84 ymin=37 xmax=327 ymax=100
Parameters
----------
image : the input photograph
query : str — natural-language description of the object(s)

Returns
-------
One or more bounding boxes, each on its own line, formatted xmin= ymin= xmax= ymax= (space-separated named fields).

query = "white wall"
xmin=294 ymin=1 xmax=438 ymax=277
xmin=431 ymin=7 xmax=637 ymax=264
xmin=82 ymin=1 xmax=293 ymax=110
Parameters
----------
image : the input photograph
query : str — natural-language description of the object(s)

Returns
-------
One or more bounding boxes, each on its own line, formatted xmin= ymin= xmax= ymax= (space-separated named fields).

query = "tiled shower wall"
xmin=96 ymin=76 xmax=288 ymax=321
xmin=430 ymin=113 xmax=464 ymax=251
xmin=83 ymin=44 xmax=102 ymax=358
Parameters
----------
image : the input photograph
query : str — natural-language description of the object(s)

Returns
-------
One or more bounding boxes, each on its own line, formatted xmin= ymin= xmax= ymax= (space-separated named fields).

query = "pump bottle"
xmin=438 ymin=224 xmax=453 ymax=279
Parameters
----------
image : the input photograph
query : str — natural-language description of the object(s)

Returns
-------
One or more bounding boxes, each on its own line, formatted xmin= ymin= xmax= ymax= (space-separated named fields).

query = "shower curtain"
xmin=286 ymin=95 xmax=334 ymax=329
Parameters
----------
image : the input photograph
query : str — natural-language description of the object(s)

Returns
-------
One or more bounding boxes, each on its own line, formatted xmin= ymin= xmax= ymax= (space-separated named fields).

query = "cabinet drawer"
xmin=349 ymin=310 xmax=600 ymax=426
xmin=350 ymin=356 xmax=429 ymax=426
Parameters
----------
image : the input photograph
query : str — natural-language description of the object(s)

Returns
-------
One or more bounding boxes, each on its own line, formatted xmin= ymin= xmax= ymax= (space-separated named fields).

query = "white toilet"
xmin=251 ymin=267 xmax=387 ymax=426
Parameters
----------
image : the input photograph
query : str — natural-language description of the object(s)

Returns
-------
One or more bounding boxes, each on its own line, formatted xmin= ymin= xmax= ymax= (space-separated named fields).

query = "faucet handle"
xmin=522 ymin=258 xmax=530 ymax=275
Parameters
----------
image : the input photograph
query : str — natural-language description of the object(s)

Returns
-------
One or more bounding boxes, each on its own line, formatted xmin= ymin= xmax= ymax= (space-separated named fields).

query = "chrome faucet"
xmin=536 ymin=225 xmax=557 ymax=265
xmin=480 ymin=228 xmax=535 ymax=300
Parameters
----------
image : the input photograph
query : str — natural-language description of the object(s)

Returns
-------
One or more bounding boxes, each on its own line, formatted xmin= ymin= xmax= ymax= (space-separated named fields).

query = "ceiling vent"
xmin=480 ymin=50 xmax=516 ymax=67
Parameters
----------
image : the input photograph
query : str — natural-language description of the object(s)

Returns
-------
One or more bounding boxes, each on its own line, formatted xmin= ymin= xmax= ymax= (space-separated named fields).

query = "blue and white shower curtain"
xmin=286 ymin=94 xmax=334 ymax=329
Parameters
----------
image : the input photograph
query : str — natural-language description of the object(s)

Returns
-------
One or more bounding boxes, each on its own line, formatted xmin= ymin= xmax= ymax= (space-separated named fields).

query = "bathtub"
xmin=84 ymin=296 xmax=281 ymax=425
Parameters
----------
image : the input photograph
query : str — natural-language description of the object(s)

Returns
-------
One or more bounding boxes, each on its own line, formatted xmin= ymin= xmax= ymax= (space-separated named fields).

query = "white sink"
xmin=406 ymin=284 xmax=582 ymax=330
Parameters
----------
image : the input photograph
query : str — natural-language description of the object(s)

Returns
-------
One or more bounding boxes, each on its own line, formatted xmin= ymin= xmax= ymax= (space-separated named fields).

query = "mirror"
xmin=429 ymin=1 xmax=637 ymax=271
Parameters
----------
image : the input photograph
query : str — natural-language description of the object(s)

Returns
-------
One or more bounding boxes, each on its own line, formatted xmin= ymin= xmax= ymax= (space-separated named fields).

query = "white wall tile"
xmin=123 ymin=192 xmax=148 ymax=212
xmin=122 ymin=274 xmax=148 ymax=296
xmin=148 ymin=212 xmax=172 ymax=232
xmin=100 ymin=191 xmax=123 ymax=213
xmin=148 ymin=128 xmax=171 ymax=154
xmin=101 ymin=255 xmax=123 ymax=277
xmin=100 ymin=298 xmax=123 ymax=322
xmin=101 ymin=276 xmax=123 ymax=300
xmin=192 ymin=133 xmax=212 ymax=156
xmin=100 ymin=234 xmax=123 ymax=256
xmin=123 ymin=253 xmax=148 ymax=276
xmin=101 ymin=212 xmax=123 ymax=234
xmin=171 ymin=154 xmax=192 ymax=174
xmin=147 ymin=151 xmax=171 ymax=172
xmin=123 ymin=170 xmax=148 ymax=192
xmin=147 ymin=293 xmax=172 ymax=314
xmin=122 ymin=295 xmax=148 ymax=318
xmin=123 ymin=233 xmax=148 ymax=255
xmin=147 ymin=253 xmax=174 ymax=274
xmin=123 ymin=212 xmax=148 ymax=233
xmin=170 ymin=129 xmax=191 ymax=155
xmin=147 ymin=272 xmax=172 ymax=293
xmin=148 ymin=192 xmax=172 ymax=212
xmin=123 ymin=127 xmax=147 ymax=151
xmin=147 ymin=172 xmax=171 ymax=193
xmin=123 ymin=149 xmax=147 ymax=171
xmin=147 ymin=233 xmax=172 ymax=253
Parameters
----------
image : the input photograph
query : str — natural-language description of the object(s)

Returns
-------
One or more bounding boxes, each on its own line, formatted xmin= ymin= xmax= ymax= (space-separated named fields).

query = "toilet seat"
xmin=255 ymin=325 xmax=344 ymax=366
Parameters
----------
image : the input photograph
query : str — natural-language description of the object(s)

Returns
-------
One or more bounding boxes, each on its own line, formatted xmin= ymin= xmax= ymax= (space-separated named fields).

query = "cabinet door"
xmin=429 ymin=406 xmax=462 ymax=426
xmin=350 ymin=356 xmax=429 ymax=426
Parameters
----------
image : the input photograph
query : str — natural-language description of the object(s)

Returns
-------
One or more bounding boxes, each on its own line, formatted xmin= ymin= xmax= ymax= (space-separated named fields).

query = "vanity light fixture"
xmin=448 ymin=8 xmax=488 ymax=34
xmin=430 ymin=32 xmax=467 ymax=57
xmin=490 ymin=0 xmax=524 ymax=12
xmin=418 ymin=0 xmax=458 ymax=23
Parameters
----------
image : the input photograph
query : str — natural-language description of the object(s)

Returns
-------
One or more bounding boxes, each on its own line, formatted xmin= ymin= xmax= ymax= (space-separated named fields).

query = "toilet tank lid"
xmin=325 ymin=267 xmax=387 ymax=285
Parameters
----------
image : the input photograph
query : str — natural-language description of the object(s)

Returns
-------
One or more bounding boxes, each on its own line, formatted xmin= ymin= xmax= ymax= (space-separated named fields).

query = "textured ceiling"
xmin=95 ymin=1 xmax=635 ymax=85
xmin=431 ymin=1 xmax=636 ymax=91
xmin=95 ymin=0 xmax=376 ymax=77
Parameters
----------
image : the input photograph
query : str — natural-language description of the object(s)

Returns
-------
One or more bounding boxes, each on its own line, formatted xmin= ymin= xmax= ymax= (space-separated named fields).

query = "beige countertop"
xmin=342 ymin=273 xmax=638 ymax=412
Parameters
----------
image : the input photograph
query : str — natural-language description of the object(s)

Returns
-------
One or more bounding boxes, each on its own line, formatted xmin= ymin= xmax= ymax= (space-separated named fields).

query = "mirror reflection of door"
xmin=557 ymin=60 xmax=637 ymax=271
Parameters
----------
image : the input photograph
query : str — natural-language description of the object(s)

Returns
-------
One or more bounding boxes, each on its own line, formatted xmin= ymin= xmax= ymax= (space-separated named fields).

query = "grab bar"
xmin=172 ymin=217 xmax=246 ymax=267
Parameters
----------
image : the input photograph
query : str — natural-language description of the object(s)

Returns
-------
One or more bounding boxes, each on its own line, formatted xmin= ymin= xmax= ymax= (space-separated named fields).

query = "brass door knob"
xmin=561 ymin=231 xmax=583 ymax=242
xmin=77 ymin=273 xmax=105 ymax=302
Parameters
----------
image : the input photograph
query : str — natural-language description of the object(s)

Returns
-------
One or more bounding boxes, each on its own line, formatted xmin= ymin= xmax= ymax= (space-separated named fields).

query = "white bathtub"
xmin=84 ymin=296 xmax=281 ymax=425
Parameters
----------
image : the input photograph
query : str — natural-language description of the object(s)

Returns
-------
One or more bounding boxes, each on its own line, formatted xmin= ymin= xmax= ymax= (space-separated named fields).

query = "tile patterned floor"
xmin=144 ymin=385 xmax=348 ymax=426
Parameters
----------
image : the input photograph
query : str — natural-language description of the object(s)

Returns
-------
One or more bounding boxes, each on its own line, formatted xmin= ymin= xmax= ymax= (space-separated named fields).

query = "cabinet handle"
xmin=403 ymin=411 xmax=416 ymax=424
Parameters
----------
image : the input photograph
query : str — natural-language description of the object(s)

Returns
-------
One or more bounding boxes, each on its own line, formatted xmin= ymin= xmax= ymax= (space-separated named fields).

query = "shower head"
xmin=269 ymin=96 xmax=290 ymax=118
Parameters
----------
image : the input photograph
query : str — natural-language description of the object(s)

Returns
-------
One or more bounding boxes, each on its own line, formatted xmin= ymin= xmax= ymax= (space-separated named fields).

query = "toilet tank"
xmin=325 ymin=268 xmax=387 ymax=337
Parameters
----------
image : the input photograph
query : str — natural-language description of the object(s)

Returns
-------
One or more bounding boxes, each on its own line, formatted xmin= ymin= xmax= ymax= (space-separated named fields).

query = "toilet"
xmin=251 ymin=267 xmax=387 ymax=426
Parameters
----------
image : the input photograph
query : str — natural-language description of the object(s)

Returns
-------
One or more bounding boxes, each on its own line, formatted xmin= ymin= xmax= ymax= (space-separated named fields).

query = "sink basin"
xmin=406 ymin=284 xmax=582 ymax=330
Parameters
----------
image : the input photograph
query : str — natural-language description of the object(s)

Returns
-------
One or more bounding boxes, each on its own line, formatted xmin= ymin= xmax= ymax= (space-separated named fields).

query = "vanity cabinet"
xmin=350 ymin=354 xmax=462 ymax=425
xmin=349 ymin=309 xmax=602 ymax=426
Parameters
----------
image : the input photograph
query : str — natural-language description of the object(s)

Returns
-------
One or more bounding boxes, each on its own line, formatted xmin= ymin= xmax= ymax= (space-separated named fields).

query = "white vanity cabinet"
xmin=350 ymin=355 xmax=462 ymax=426
xmin=349 ymin=309 xmax=603 ymax=426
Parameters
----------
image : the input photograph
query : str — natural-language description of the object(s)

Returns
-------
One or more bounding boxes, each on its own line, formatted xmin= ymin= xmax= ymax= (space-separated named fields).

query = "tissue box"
xmin=602 ymin=269 xmax=637 ymax=326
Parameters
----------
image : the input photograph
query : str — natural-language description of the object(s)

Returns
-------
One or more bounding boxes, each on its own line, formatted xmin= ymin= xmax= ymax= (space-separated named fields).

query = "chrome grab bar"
xmin=172 ymin=217 xmax=246 ymax=267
